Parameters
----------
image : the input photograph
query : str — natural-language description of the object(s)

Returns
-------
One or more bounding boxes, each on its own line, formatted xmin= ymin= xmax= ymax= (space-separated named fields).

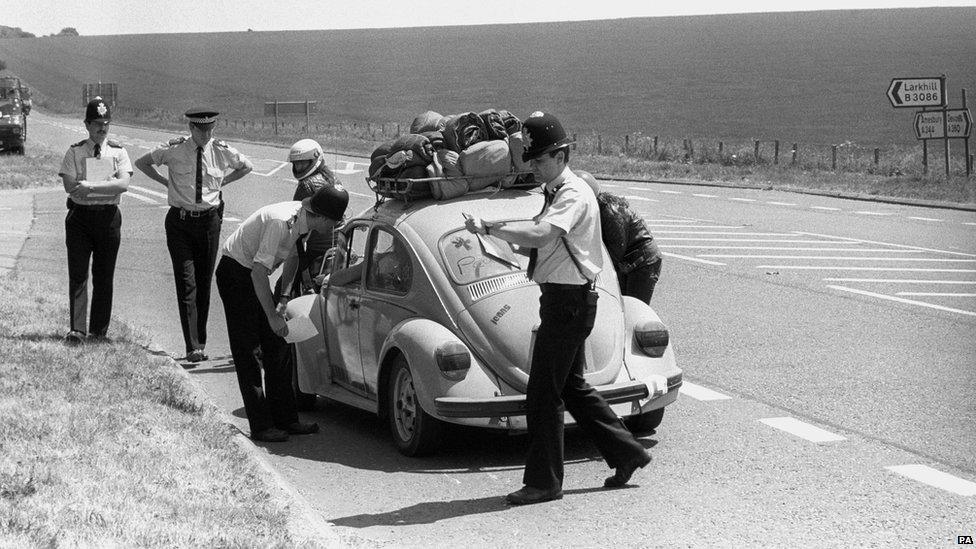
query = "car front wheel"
xmin=388 ymin=355 xmax=441 ymax=456
xmin=625 ymin=408 xmax=664 ymax=436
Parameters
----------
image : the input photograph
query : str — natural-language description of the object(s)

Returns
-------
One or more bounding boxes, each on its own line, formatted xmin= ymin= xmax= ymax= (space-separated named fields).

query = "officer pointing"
xmin=135 ymin=107 xmax=253 ymax=363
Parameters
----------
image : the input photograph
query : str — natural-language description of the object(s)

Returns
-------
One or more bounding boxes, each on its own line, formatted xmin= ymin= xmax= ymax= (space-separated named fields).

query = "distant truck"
xmin=0 ymin=76 xmax=29 ymax=154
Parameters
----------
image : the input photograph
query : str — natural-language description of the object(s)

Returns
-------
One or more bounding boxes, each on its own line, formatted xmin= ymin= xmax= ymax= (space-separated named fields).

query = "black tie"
xmin=526 ymin=187 xmax=556 ymax=279
xmin=195 ymin=146 xmax=204 ymax=203
xmin=93 ymin=143 xmax=101 ymax=158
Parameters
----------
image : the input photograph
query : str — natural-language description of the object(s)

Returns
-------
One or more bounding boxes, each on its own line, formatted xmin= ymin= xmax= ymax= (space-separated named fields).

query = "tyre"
xmin=624 ymin=408 xmax=664 ymax=435
xmin=387 ymin=355 xmax=441 ymax=456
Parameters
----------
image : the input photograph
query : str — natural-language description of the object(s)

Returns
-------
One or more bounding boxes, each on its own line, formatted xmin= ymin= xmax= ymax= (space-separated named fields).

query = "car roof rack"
xmin=366 ymin=173 xmax=536 ymax=205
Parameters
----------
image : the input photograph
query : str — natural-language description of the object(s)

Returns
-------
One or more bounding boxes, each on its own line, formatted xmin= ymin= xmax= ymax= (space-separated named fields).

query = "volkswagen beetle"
xmin=292 ymin=183 xmax=682 ymax=456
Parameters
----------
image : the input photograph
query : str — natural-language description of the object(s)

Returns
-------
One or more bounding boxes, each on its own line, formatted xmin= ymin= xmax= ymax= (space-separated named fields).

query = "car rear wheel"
xmin=388 ymin=355 xmax=441 ymax=456
xmin=625 ymin=408 xmax=664 ymax=435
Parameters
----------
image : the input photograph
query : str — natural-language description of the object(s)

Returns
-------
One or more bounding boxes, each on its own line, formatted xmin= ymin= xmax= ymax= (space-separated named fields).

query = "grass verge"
xmin=0 ymin=272 xmax=302 ymax=547
xmin=0 ymin=142 xmax=63 ymax=190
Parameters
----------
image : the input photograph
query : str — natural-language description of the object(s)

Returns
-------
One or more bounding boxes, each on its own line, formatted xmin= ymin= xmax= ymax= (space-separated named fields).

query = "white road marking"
xmin=896 ymin=292 xmax=976 ymax=297
xmin=885 ymin=465 xmax=976 ymax=497
xmin=692 ymin=193 xmax=717 ymax=198
xmin=335 ymin=161 xmax=367 ymax=175
xmin=853 ymin=211 xmax=895 ymax=216
xmin=811 ymin=206 xmax=841 ymax=211
xmin=827 ymin=285 xmax=976 ymax=316
xmin=128 ymin=185 xmax=168 ymax=199
xmin=660 ymin=252 xmax=725 ymax=266
xmin=224 ymin=216 xmax=241 ymax=223
xmin=263 ymin=161 xmax=289 ymax=176
xmin=824 ymin=278 xmax=976 ymax=284
xmin=657 ymin=190 xmax=683 ymax=194
xmin=656 ymin=231 xmax=795 ymax=236
xmin=907 ymin=216 xmax=943 ymax=222
xmin=766 ymin=201 xmax=797 ymax=206
xmin=763 ymin=266 xmax=976 ymax=272
xmin=704 ymin=256 xmax=976 ymax=262
xmin=728 ymin=197 xmax=755 ymax=202
xmin=759 ymin=417 xmax=846 ymax=443
xmin=679 ymin=381 xmax=731 ymax=401
xmin=647 ymin=225 xmax=741 ymax=229
xmin=795 ymin=232 xmax=976 ymax=257
xmin=664 ymin=246 xmax=923 ymax=252
xmin=964 ymin=222 xmax=976 ymax=226
xmin=627 ymin=186 xmax=647 ymax=191
xmin=625 ymin=196 xmax=658 ymax=202
xmin=123 ymin=192 xmax=156 ymax=204
xmin=659 ymin=238 xmax=859 ymax=243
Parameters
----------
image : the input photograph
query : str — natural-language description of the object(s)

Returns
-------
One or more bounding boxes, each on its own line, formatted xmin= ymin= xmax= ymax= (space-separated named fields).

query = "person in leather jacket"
xmin=578 ymin=171 xmax=662 ymax=303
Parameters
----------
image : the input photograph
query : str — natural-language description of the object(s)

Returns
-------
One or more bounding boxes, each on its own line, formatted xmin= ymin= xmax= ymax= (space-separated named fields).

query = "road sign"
xmin=83 ymin=82 xmax=118 ymax=107
xmin=913 ymin=109 xmax=973 ymax=140
xmin=945 ymin=109 xmax=972 ymax=138
xmin=887 ymin=77 xmax=944 ymax=108
xmin=263 ymin=101 xmax=316 ymax=116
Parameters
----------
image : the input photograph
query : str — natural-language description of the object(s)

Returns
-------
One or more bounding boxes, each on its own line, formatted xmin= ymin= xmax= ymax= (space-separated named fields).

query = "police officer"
xmin=465 ymin=112 xmax=650 ymax=505
xmin=215 ymin=185 xmax=348 ymax=442
xmin=58 ymin=98 xmax=132 ymax=344
xmin=134 ymin=107 xmax=253 ymax=363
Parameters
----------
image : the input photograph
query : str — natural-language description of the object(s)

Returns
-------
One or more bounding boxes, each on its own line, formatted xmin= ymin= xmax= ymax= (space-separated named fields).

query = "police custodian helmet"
xmin=306 ymin=183 xmax=349 ymax=221
xmin=84 ymin=98 xmax=112 ymax=123
xmin=521 ymin=111 xmax=574 ymax=162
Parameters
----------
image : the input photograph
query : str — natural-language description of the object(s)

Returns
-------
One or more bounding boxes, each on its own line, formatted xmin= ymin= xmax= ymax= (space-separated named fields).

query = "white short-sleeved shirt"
xmin=221 ymin=201 xmax=310 ymax=271
xmin=532 ymin=167 xmax=603 ymax=284
xmin=149 ymin=136 xmax=248 ymax=210
xmin=59 ymin=138 xmax=132 ymax=206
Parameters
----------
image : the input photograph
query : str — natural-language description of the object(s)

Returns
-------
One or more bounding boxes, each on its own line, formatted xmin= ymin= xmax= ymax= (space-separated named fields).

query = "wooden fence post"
xmin=653 ymin=136 xmax=658 ymax=154
xmin=791 ymin=143 xmax=797 ymax=165
xmin=718 ymin=141 xmax=724 ymax=156
xmin=598 ymin=135 xmax=602 ymax=155
xmin=625 ymin=134 xmax=630 ymax=155
xmin=874 ymin=148 xmax=880 ymax=165
xmin=831 ymin=145 xmax=838 ymax=170
xmin=573 ymin=133 xmax=577 ymax=150
xmin=754 ymin=140 xmax=760 ymax=163
xmin=774 ymin=140 xmax=780 ymax=165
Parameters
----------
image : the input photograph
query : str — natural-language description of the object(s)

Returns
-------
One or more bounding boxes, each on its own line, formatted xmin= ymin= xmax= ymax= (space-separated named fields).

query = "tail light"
xmin=435 ymin=341 xmax=470 ymax=381
xmin=634 ymin=320 xmax=669 ymax=357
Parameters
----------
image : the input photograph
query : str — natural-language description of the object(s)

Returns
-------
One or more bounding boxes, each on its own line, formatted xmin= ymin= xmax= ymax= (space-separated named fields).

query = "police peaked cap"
xmin=185 ymin=107 xmax=220 ymax=124
xmin=521 ymin=111 xmax=574 ymax=162
xmin=85 ymin=98 xmax=111 ymax=122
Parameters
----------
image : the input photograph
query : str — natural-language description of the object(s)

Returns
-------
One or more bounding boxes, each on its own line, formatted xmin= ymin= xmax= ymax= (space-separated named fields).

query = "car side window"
xmin=329 ymin=224 xmax=368 ymax=287
xmin=366 ymin=229 xmax=412 ymax=295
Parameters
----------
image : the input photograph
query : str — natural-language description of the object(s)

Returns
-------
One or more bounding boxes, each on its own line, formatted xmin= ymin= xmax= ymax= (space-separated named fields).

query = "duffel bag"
xmin=410 ymin=110 xmax=445 ymax=134
xmin=442 ymin=112 xmax=487 ymax=152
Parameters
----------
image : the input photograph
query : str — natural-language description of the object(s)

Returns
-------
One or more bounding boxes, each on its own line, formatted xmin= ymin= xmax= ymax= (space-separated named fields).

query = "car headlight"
xmin=11 ymin=127 xmax=20 ymax=135
xmin=435 ymin=341 xmax=470 ymax=381
xmin=634 ymin=320 xmax=669 ymax=358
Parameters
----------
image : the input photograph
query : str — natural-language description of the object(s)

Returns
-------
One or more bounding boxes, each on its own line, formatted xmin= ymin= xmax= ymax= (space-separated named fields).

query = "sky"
xmin=7 ymin=0 xmax=976 ymax=36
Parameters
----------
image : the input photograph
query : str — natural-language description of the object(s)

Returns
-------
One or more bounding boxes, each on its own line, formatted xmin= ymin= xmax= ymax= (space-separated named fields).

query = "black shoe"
xmin=64 ymin=330 xmax=86 ymax=346
xmin=251 ymin=427 xmax=289 ymax=442
xmin=604 ymin=452 xmax=652 ymax=488
xmin=280 ymin=421 xmax=319 ymax=435
xmin=186 ymin=349 xmax=209 ymax=363
xmin=505 ymin=486 xmax=563 ymax=505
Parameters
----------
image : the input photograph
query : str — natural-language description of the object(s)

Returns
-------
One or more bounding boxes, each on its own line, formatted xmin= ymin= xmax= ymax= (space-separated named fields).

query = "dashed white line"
xmin=728 ymin=197 xmax=756 ymax=202
xmin=625 ymin=196 xmax=658 ymax=202
xmin=123 ymin=192 xmax=156 ymax=204
xmin=907 ymin=216 xmax=943 ymax=222
xmin=656 ymin=231 xmax=795 ymax=236
xmin=657 ymin=190 xmax=683 ymax=194
xmin=128 ymin=185 xmax=168 ymax=199
xmin=664 ymin=247 xmax=923 ymax=252
xmin=704 ymin=256 xmax=976 ymax=262
xmin=896 ymin=292 xmax=976 ymax=297
xmin=646 ymin=225 xmax=741 ymax=229
xmin=692 ymin=193 xmax=717 ymax=198
xmin=853 ymin=211 xmax=895 ymax=216
xmin=811 ymin=206 xmax=841 ymax=211
xmin=766 ymin=201 xmax=797 ymax=206
xmin=660 ymin=252 xmax=725 ymax=266
xmin=659 ymin=238 xmax=859 ymax=243
xmin=886 ymin=465 xmax=976 ymax=497
xmin=759 ymin=417 xmax=846 ymax=443
xmin=762 ymin=266 xmax=976 ymax=272
xmin=824 ymin=278 xmax=976 ymax=284
xmin=679 ymin=381 xmax=731 ymax=401
xmin=795 ymin=232 xmax=976 ymax=257
xmin=827 ymin=285 xmax=976 ymax=316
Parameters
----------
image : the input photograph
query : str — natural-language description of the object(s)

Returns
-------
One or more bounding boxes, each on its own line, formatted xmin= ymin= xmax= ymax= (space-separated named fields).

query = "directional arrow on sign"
xmin=887 ymin=77 xmax=945 ymax=108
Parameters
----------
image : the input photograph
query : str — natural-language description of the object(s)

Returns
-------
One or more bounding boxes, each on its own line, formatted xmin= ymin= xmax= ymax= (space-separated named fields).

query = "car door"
xmin=325 ymin=223 xmax=369 ymax=395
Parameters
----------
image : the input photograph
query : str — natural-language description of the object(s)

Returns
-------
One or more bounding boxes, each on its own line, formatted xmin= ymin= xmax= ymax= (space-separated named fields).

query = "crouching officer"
xmin=134 ymin=107 xmax=253 ymax=363
xmin=465 ymin=112 xmax=650 ymax=505
xmin=58 ymin=98 xmax=132 ymax=344
xmin=215 ymin=185 xmax=348 ymax=442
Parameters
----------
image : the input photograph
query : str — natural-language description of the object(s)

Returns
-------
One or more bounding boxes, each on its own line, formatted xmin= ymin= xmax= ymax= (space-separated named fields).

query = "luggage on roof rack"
xmin=367 ymin=172 xmax=535 ymax=202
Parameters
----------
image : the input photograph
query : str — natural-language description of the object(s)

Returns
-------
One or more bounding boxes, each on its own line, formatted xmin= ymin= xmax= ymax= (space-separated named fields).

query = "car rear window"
xmin=438 ymin=228 xmax=528 ymax=285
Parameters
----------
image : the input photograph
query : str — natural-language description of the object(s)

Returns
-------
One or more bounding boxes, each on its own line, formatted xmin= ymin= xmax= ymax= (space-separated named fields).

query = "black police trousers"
xmin=522 ymin=284 xmax=647 ymax=491
xmin=65 ymin=203 xmax=121 ymax=336
xmin=215 ymin=256 xmax=299 ymax=434
xmin=164 ymin=207 xmax=221 ymax=354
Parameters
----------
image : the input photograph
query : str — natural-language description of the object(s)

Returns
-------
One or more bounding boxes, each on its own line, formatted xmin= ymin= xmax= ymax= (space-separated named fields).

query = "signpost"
xmin=887 ymin=76 xmax=945 ymax=108
xmin=82 ymin=82 xmax=118 ymax=107
xmin=263 ymin=100 xmax=316 ymax=135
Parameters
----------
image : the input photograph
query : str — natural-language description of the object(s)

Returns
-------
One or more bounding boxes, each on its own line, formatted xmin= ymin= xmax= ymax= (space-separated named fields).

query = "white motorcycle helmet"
xmin=288 ymin=138 xmax=324 ymax=180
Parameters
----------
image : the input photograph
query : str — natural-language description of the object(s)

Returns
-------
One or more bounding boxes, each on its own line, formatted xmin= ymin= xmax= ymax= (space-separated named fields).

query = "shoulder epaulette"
xmin=106 ymin=139 xmax=123 ymax=148
xmin=71 ymin=139 xmax=87 ymax=148
xmin=167 ymin=136 xmax=189 ymax=146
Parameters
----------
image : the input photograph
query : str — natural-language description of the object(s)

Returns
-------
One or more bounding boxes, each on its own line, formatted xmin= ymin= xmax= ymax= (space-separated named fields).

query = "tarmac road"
xmin=10 ymin=110 xmax=976 ymax=547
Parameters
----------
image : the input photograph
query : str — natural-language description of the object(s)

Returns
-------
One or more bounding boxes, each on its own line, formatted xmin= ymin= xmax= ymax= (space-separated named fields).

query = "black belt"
xmin=67 ymin=199 xmax=116 ymax=211
xmin=539 ymin=282 xmax=591 ymax=291
xmin=172 ymin=206 xmax=218 ymax=219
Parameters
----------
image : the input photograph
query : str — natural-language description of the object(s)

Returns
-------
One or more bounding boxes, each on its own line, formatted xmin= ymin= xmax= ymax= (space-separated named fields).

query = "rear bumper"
xmin=435 ymin=379 xmax=652 ymax=418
